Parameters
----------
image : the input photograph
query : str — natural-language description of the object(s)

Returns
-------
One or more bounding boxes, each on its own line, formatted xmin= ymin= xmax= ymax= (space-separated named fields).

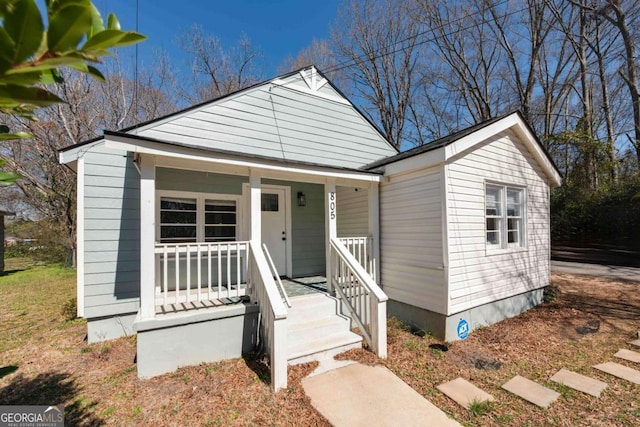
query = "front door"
xmin=261 ymin=188 xmax=287 ymax=275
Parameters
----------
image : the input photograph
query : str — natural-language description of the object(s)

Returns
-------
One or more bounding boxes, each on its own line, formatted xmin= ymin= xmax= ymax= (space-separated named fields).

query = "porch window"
xmin=485 ymin=184 xmax=525 ymax=250
xmin=205 ymin=200 xmax=237 ymax=242
xmin=158 ymin=193 xmax=239 ymax=243
xmin=160 ymin=197 xmax=197 ymax=243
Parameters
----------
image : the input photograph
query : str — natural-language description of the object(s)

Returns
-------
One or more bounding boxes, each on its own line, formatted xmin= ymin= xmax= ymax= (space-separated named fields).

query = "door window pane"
xmin=261 ymin=193 xmax=279 ymax=212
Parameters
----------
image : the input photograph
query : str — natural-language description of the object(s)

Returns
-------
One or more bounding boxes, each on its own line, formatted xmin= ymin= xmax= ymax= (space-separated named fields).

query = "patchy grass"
xmin=468 ymin=399 xmax=494 ymax=417
xmin=338 ymin=273 xmax=640 ymax=426
xmin=0 ymin=258 xmax=328 ymax=426
xmin=0 ymin=258 xmax=77 ymax=353
xmin=2 ymin=258 xmax=639 ymax=426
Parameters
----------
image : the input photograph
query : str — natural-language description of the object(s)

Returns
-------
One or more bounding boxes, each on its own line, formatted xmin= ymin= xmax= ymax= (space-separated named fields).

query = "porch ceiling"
xmin=103 ymin=131 xmax=385 ymax=186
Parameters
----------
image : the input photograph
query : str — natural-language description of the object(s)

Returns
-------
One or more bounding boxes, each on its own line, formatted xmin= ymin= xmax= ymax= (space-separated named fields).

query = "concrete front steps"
xmin=287 ymin=293 xmax=362 ymax=365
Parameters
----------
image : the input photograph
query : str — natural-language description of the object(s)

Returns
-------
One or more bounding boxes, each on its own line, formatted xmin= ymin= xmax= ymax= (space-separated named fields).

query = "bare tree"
xmin=331 ymin=0 xmax=422 ymax=148
xmin=0 ymin=60 xmax=176 ymax=265
xmin=178 ymin=25 xmax=264 ymax=102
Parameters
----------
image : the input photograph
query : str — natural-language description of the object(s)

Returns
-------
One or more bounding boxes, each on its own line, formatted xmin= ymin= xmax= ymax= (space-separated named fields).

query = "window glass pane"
xmin=485 ymin=186 xmax=501 ymax=216
xmin=507 ymin=188 xmax=522 ymax=216
xmin=205 ymin=200 xmax=235 ymax=212
xmin=160 ymin=226 xmax=197 ymax=241
xmin=486 ymin=217 xmax=500 ymax=231
xmin=161 ymin=211 xmax=196 ymax=224
xmin=161 ymin=198 xmax=196 ymax=211
xmin=205 ymin=226 xmax=236 ymax=241
xmin=508 ymin=218 xmax=522 ymax=244
xmin=487 ymin=231 xmax=500 ymax=245
xmin=261 ymin=193 xmax=279 ymax=212
xmin=205 ymin=212 xmax=236 ymax=225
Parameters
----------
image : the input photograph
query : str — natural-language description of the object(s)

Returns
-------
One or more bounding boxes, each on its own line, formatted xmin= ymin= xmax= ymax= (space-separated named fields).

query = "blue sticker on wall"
xmin=457 ymin=319 xmax=469 ymax=340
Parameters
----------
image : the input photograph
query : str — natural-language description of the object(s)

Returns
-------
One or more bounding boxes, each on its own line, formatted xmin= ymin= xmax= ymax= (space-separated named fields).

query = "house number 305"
xmin=329 ymin=192 xmax=336 ymax=220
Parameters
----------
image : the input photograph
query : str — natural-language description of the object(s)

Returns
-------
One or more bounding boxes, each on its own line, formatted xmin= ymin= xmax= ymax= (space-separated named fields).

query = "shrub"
xmin=61 ymin=297 xmax=77 ymax=321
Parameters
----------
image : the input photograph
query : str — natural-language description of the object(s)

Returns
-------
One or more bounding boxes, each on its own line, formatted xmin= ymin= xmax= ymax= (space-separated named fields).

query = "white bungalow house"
xmin=59 ymin=66 xmax=561 ymax=391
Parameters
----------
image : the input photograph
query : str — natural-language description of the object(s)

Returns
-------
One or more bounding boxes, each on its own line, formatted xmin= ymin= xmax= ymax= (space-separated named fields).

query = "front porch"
xmin=106 ymin=134 xmax=388 ymax=391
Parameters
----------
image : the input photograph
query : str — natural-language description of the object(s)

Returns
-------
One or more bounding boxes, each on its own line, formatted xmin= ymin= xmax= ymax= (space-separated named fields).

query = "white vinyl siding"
xmin=446 ymin=130 xmax=550 ymax=315
xmin=379 ymin=166 xmax=446 ymax=314
xmin=336 ymin=185 xmax=369 ymax=237
xmin=135 ymin=74 xmax=396 ymax=169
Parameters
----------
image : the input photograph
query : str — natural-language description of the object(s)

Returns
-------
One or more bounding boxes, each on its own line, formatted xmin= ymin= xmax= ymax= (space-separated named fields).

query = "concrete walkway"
xmin=302 ymin=363 xmax=461 ymax=427
xmin=551 ymin=260 xmax=640 ymax=282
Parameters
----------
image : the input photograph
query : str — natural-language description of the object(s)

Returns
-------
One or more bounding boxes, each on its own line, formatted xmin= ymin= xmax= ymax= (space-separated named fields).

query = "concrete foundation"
xmin=389 ymin=288 xmax=544 ymax=342
xmin=134 ymin=303 xmax=259 ymax=378
xmin=86 ymin=313 xmax=137 ymax=343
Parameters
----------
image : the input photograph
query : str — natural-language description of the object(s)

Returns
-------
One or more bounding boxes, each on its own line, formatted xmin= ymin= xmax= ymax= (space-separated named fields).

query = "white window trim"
xmin=484 ymin=182 xmax=527 ymax=254
xmin=156 ymin=189 xmax=242 ymax=243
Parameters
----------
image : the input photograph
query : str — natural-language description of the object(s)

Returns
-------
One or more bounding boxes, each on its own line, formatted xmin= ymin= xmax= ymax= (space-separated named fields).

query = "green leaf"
xmin=82 ymin=29 xmax=126 ymax=51
xmin=3 ymin=55 xmax=86 ymax=75
xmin=0 ymin=27 xmax=16 ymax=75
xmin=0 ymin=84 xmax=64 ymax=108
xmin=107 ymin=13 xmax=120 ymax=31
xmin=67 ymin=62 xmax=105 ymax=81
xmin=0 ymin=131 xmax=31 ymax=141
xmin=0 ymin=170 xmax=21 ymax=186
xmin=4 ymin=0 xmax=43 ymax=64
xmin=47 ymin=4 xmax=93 ymax=52
xmin=0 ymin=70 xmax=43 ymax=86
xmin=88 ymin=3 xmax=105 ymax=38
xmin=40 ymin=68 xmax=64 ymax=84
xmin=112 ymin=32 xmax=147 ymax=48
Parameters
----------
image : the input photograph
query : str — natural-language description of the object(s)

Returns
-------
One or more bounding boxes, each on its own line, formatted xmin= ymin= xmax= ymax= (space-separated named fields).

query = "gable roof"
xmin=365 ymin=111 xmax=562 ymax=187
xmin=60 ymin=66 xmax=398 ymax=169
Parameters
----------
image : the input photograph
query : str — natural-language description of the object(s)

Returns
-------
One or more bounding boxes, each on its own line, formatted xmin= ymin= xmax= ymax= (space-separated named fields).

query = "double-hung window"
xmin=158 ymin=192 xmax=239 ymax=243
xmin=485 ymin=183 xmax=525 ymax=250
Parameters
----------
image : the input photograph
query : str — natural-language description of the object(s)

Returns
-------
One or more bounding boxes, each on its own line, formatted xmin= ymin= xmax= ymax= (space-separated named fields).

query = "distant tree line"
xmin=2 ymin=0 xmax=640 ymax=265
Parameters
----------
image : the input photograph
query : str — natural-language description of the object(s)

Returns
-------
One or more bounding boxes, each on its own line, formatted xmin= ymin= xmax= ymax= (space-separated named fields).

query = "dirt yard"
xmin=1 ymin=258 xmax=639 ymax=426
xmin=340 ymin=273 xmax=640 ymax=426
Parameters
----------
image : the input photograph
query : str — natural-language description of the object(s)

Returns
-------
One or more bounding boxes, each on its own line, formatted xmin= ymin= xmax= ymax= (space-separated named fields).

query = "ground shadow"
xmin=0 ymin=371 xmax=103 ymax=426
xmin=0 ymin=268 xmax=26 ymax=277
xmin=0 ymin=365 xmax=18 ymax=379
xmin=242 ymin=353 xmax=271 ymax=386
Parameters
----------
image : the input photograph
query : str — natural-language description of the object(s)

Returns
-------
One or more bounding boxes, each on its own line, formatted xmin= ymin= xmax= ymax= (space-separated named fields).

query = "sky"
xmin=93 ymin=0 xmax=342 ymax=78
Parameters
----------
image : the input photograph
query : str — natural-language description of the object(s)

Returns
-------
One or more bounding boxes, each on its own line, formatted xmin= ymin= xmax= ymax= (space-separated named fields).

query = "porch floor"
xmin=153 ymin=276 xmax=328 ymax=315
xmin=281 ymin=276 xmax=328 ymax=298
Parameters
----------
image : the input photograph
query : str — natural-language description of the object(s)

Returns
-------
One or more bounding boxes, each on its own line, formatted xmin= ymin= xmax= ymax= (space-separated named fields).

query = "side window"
xmin=485 ymin=184 xmax=525 ymax=250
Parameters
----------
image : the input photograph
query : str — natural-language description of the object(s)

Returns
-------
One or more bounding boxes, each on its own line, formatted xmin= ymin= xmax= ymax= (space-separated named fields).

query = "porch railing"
xmin=339 ymin=236 xmax=375 ymax=281
xmin=154 ymin=241 xmax=249 ymax=307
xmin=330 ymin=237 xmax=387 ymax=358
xmin=248 ymin=240 xmax=288 ymax=392
xmin=262 ymin=243 xmax=291 ymax=308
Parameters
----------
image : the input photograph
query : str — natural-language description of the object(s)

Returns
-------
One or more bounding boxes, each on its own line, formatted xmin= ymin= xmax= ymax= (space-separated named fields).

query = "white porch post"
xmin=325 ymin=179 xmax=337 ymax=291
xmin=368 ymin=183 xmax=380 ymax=283
xmin=249 ymin=172 xmax=261 ymax=243
xmin=139 ymin=154 xmax=156 ymax=319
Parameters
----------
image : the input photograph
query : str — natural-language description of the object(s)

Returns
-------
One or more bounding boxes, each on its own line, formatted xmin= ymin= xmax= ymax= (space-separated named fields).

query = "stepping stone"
xmin=501 ymin=375 xmax=560 ymax=408
xmin=593 ymin=362 xmax=640 ymax=385
xmin=615 ymin=349 xmax=640 ymax=364
xmin=437 ymin=378 xmax=494 ymax=409
xmin=550 ymin=369 xmax=607 ymax=397
xmin=629 ymin=338 xmax=640 ymax=348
